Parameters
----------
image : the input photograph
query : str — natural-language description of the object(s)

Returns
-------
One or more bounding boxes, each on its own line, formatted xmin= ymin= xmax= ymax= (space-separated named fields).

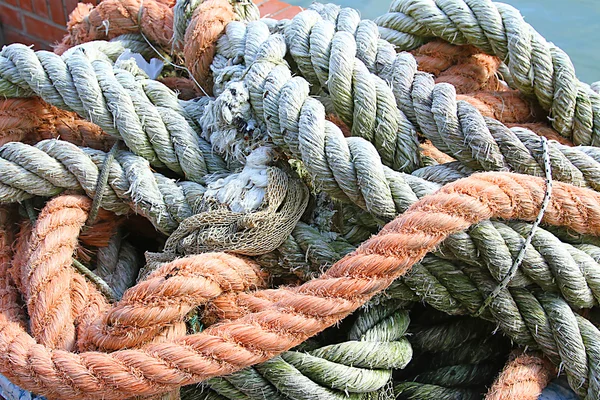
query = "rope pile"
xmin=0 ymin=0 xmax=598 ymax=399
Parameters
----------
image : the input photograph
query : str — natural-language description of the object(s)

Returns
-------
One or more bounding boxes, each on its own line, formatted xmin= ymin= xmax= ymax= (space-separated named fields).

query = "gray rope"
xmin=0 ymin=139 xmax=206 ymax=234
xmin=212 ymin=26 xmax=441 ymax=220
xmin=394 ymin=382 xmax=481 ymax=400
xmin=374 ymin=0 xmax=600 ymax=146
xmin=0 ymin=43 xmax=226 ymax=183
xmin=282 ymin=12 xmax=421 ymax=172
xmin=217 ymin=20 xmax=421 ymax=173
xmin=280 ymin=7 xmax=600 ymax=190
xmin=190 ymin=303 xmax=412 ymax=400
xmin=95 ymin=231 xmax=141 ymax=300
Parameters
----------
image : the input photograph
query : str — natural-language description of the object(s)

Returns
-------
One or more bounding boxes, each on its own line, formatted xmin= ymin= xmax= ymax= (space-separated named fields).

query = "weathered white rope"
xmin=0 ymin=43 xmax=226 ymax=183
xmin=374 ymin=0 xmax=600 ymax=146
xmin=0 ymin=139 xmax=206 ymax=233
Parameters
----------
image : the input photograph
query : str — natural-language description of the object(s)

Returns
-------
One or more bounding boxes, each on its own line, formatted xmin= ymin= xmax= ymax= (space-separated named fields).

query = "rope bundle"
xmin=0 ymin=0 xmax=599 ymax=399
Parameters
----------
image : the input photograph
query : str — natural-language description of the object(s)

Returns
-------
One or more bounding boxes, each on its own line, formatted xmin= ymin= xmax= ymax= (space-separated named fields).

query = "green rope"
xmin=0 ymin=42 xmax=227 ymax=183
xmin=183 ymin=302 xmax=412 ymax=400
xmin=0 ymin=140 xmax=207 ymax=234
xmin=374 ymin=0 xmax=600 ymax=146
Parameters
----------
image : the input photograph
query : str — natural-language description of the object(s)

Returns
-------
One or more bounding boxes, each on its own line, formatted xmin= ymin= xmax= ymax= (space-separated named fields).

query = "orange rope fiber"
xmin=1 ymin=172 xmax=599 ymax=399
xmin=486 ymin=351 xmax=555 ymax=400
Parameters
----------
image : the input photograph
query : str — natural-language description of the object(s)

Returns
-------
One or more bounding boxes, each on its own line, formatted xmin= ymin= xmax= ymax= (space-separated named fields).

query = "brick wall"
xmin=0 ymin=0 xmax=299 ymax=50
xmin=0 ymin=0 xmax=98 ymax=49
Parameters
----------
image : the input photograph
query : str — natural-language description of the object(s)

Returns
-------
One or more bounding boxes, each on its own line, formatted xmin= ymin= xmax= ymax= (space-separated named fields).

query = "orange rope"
xmin=82 ymin=253 xmax=266 ymax=351
xmin=55 ymin=0 xmax=174 ymax=55
xmin=486 ymin=351 xmax=555 ymax=400
xmin=0 ymin=98 xmax=114 ymax=150
xmin=457 ymin=91 xmax=546 ymax=124
xmin=183 ymin=0 xmax=235 ymax=94
xmin=0 ymin=172 xmax=598 ymax=399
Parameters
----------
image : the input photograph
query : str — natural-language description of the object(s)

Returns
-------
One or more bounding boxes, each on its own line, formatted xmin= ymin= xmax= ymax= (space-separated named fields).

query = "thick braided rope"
xmin=226 ymin=12 xmax=596 ymax=190
xmin=0 ymin=172 xmax=599 ymax=399
xmin=184 ymin=0 xmax=235 ymax=94
xmin=95 ymin=232 xmax=140 ymax=299
xmin=485 ymin=352 xmax=554 ymax=400
xmin=0 ymin=43 xmax=226 ymax=182
xmin=83 ymin=253 xmax=265 ymax=351
xmin=216 ymin=21 xmax=421 ymax=172
xmin=374 ymin=0 xmax=600 ymax=146
xmin=282 ymin=14 xmax=421 ymax=171
xmin=282 ymin=7 xmax=600 ymax=187
xmin=0 ymin=139 xmax=207 ymax=234
xmin=203 ymin=304 xmax=411 ymax=400
xmin=0 ymin=98 xmax=114 ymax=150
xmin=18 ymin=196 xmax=100 ymax=351
xmin=0 ymin=207 xmax=24 ymax=326
xmin=54 ymin=0 xmax=174 ymax=55
xmin=215 ymin=29 xmax=438 ymax=219
xmin=385 ymin=256 xmax=600 ymax=398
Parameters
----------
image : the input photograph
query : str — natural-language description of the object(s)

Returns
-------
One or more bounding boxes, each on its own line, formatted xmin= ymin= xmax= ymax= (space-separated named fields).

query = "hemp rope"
xmin=183 ymin=0 xmax=235 ymax=94
xmin=54 ymin=0 xmax=174 ymax=55
xmin=83 ymin=252 xmax=266 ymax=351
xmin=95 ymin=230 xmax=140 ymax=299
xmin=0 ymin=43 xmax=227 ymax=182
xmin=198 ymin=303 xmax=412 ymax=400
xmin=0 ymin=98 xmax=114 ymax=150
xmin=218 ymin=15 xmax=599 ymax=193
xmin=0 ymin=139 xmax=207 ymax=234
xmin=486 ymin=351 xmax=555 ymax=400
xmin=0 ymin=172 xmax=597 ymax=399
xmin=374 ymin=0 xmax=600 ymax=146
xmin=15 ymin=196 xmax=111 ymax=351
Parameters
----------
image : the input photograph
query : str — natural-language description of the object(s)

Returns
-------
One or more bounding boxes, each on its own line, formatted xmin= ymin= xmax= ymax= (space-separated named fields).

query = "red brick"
xmin=252 ymin=0 xmax=268 ymax=6
xmin=2 ymin=0 xmax=19 ymax=7
xmin=258 ymin=0 xmax=289 ymax=17
xmin=64 ymin=0 xmax=78 ymax=14
xmin=48 ymin=0 xmax=66 ymax=26
xmin=272 ymin=5 xmax=302 ymax=20
xmin=19 ymin=0 xmax=33 ymax=11
xmin=4 ymin=27 xmax=51 ymax=49
xmin=0 ymin=4 xmax=22 ymax=30
xmin=32 ymin=0 xmax=49 ymax=17
xmin=24 ymin=14 xmax=65 ymax=43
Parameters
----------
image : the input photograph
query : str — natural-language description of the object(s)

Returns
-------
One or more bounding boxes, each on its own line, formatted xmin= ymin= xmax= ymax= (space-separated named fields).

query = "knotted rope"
xmin=375 ymin=0 xmax=600 ymax=146
xmin=0 ymin=172 xmax=598 ymax=398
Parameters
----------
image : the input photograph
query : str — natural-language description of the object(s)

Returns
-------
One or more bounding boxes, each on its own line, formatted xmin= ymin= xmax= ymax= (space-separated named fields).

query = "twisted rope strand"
xmin=0 ymin=172 xmax=598 ymax=398
xmin=0 ymin=139 xmax=206 ymax=234
xmin=0 ymin=43 xmax=226 ymax=182
xmin=375 ymin=0 xmax=600 ymax=146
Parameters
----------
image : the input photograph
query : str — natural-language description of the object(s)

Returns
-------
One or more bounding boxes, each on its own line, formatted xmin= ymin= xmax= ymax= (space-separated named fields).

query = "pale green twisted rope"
xmin=374 ymin=0 xmax=600 ymax=146
xmin=0 ymin=139 xmax=206 ymax=234
xmin=279 ymin=6 xmax=600 ymax=191
xmin=393 ymin=257 xmax=600 ymax=399
xmin=95 ymin=231 xmax=140 ymax=299
xmin=212 ymin=26 xmax=441 ymax=220
xmin=216 ymin=21 xmax=421 ymax=173
xmin=221 ymin=12 xmax=600 ymax=191
xmin=0 ymin=43 xmax=226 ymax=183
xmin=185 ymin=303 xmax=412 ymax=400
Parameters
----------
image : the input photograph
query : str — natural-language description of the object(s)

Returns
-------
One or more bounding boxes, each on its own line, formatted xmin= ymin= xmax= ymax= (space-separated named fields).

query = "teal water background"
xmin=286 ymin=0 xmax=600 ymax=83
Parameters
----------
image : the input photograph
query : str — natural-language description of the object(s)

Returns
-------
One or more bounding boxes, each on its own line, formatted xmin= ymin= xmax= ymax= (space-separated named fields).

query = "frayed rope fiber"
xmin=0 ymin=172 xmax=600 ymax=398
